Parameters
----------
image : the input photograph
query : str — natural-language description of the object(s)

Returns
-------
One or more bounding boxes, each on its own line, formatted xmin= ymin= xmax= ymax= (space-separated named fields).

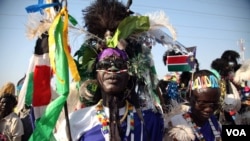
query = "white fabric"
xmin=55 ymin=103 xmax=128 ymax=141
xmin=16 ymin=53 xmax=55 ymax=120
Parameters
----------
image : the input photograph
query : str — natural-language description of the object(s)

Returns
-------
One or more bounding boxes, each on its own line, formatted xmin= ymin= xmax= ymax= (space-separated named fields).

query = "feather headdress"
xmin=146 ymin=10 xmax=177 ymax=41
xmin=73 ymin=0 xmax=178 ymax=110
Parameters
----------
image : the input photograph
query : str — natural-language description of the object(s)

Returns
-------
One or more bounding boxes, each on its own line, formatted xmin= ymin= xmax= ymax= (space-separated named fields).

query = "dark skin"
xmin=0 ymin=95 xmax=16 ymax=119
xmin=96 ymin=56 xmax=130 ymax=108
xmin=96 ymin=55 xmax=130 ymax=141
xmin=189 ymin=88 xmax=221 ymax=126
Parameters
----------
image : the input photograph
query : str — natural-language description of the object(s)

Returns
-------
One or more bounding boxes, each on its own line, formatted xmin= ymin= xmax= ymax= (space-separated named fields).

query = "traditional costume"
xmin=55 ymin=0 xmax=179 ymax=140
xmin=56 ymin=100 xmax=163 ymax=141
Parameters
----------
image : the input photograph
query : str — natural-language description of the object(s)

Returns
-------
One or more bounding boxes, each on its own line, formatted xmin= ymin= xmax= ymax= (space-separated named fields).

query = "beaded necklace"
xmin=183 ymin=112 xmax=221 ymax=141
xmin=96 ymin=99 xmax=134 ymax=141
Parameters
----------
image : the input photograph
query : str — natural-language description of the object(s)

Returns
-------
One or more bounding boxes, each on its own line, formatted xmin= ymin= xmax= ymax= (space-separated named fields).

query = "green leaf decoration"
xmin=74 ymin=43 xmax=98 ymax=81
xmin=128 ymin=53 xmax=150 ymax=80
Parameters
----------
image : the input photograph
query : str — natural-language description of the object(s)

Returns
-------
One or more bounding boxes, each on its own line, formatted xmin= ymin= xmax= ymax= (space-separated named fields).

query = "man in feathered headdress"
xmin=55 ymin=0 xmax=181 ymax=140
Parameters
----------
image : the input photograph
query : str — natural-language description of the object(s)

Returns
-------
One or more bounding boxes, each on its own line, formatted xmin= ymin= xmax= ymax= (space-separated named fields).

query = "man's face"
xmin=96 ymin=56 xmax=129 ymax=95
xmin=0 ymin=96 xmax=15 ymax=118
xmin=190 ymin=88 xmax=221 ymax=121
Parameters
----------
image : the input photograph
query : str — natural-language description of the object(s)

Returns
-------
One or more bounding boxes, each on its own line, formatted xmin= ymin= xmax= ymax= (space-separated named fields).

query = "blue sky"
xmin=0 ymin=0 xmax=250 ymax=88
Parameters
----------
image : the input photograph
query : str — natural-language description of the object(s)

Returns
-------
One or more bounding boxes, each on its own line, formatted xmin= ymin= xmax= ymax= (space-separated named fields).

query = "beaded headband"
xmin=190 ymin=74 xmax=219 ymax=90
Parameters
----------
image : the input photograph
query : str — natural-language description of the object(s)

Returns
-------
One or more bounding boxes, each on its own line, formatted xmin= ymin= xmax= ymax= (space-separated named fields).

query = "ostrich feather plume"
xmin=145 ymin=10 xmax=177 ymax=41
xmin=234 ymin=59 xmax=250 ymax=82
xmin=168 ymin=125 xmax=195 ymax=141
xmin=164 ymin=100 xmax=190 ymax=127
xmin=25 ymin=13 xmax=52 ymax=39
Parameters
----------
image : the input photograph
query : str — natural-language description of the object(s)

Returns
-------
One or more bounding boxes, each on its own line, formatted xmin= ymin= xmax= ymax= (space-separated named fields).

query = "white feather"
xmin=168 ymin=125 xmax=195 ymax=141
xmin=164 ymin=100 xmax=190 ymax=128
xmin=25 ymin=13 xmax=52 ymax=39
xmin=234 ymin=59 xmax=250 ymax=82
xmin=68 ymin=25 xmax=102 ymax=41
xmin=145 ymin=10 xmax=177 ymax=41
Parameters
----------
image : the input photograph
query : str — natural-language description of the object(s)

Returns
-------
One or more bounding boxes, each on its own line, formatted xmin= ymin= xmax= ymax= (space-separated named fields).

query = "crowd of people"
xmin=1 ymin=0 xmax=250 ymax=141
xmin=159 ymin=49 xmax=250 ymax=140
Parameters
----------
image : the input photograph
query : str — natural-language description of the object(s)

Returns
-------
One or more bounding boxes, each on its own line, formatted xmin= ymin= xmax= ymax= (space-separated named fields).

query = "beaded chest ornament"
xmin=96 ymin=99 xmax=134 ymax=141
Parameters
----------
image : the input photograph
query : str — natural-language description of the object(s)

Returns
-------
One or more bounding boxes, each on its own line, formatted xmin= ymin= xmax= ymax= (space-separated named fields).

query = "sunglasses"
xmin=96 ymin=59 xmax=128 ymax=70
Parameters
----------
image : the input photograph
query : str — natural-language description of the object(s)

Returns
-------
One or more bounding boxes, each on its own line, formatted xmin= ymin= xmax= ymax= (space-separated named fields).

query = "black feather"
xmin=82 ymin=0 xmax=131 ymax=39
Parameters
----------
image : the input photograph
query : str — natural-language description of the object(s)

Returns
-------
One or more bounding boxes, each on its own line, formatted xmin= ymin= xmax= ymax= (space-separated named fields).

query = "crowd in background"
xmin=1 ymin=0 xmax=250 ymax=140
xmin=1 ymin=49 xmax=249 ymax=141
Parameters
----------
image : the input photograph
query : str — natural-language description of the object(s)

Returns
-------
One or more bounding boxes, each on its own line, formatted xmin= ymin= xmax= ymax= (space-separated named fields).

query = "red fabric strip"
xmin=33 ymin=65 xmax=52 ymax=106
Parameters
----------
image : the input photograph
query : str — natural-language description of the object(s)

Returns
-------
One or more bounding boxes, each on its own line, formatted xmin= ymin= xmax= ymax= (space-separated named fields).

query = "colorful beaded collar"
xmin=95 ymin=99 xmax=134 ymax=140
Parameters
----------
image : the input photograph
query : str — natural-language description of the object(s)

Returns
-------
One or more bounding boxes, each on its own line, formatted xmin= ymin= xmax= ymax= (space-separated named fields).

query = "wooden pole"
xmin=64 ymin=101 xmax=72 ymax=141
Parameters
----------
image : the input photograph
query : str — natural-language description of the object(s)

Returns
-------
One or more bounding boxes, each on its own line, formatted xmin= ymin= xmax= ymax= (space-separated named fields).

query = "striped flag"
xmin=20 ymin=1 xmax=80 ymax=140
xmin=166 ymin=55 xmax=192 ymax=72
xmin=17 ymin=52 xmax=53 ymax=121
xmin=28 ymin=7 xmax=80 ymax=141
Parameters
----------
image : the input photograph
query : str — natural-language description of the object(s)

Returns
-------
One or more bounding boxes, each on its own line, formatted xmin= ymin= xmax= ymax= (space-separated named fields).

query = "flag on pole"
xmin=166 ymin=46 xmax=197 ymax=72
xmin=166 ymin=55 xmax=192 ymax=72
xmin=28 ymin=7 xmax=80 ymax=141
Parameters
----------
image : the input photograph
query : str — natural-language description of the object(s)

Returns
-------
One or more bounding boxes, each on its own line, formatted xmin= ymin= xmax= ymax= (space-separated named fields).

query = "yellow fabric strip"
xmin=48 ymin=10 xmax=60 ymax=74
xmin=49 ymin=7 xmax=80 ymax=82
xmin=61 ymin=8 xmax=80 ymax=82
